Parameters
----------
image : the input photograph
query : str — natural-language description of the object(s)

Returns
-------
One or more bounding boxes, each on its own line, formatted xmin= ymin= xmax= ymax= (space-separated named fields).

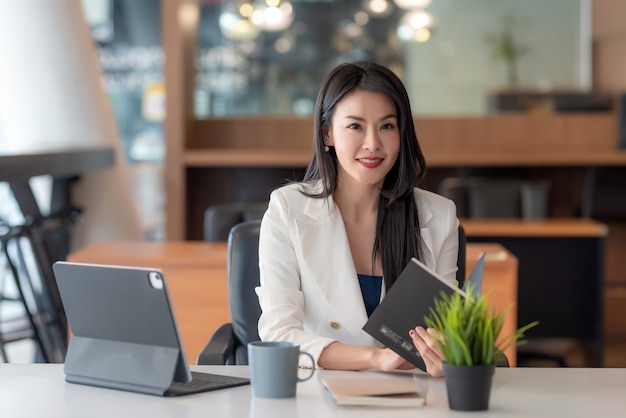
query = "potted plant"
xmin=425 ymin=283 xmax=538 ymax=411
xmin=484 ymin=14 xmax=530 ymax=88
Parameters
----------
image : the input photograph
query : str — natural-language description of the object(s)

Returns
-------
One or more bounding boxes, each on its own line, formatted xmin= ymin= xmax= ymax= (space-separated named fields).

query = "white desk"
xmin=0 ymin=364 xmax=624 ymax=417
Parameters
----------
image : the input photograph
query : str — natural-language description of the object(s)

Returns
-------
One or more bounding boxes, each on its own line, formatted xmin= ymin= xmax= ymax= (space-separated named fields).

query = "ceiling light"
xmin=392 ymin=0 xmax=432 ymax=10
xmin=397 ymin=9 xmax=435 ymax=42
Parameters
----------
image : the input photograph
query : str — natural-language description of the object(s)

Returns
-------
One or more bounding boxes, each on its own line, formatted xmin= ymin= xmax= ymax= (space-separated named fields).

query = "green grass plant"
xmin=425 ymin=283 xmax=538 ymax=366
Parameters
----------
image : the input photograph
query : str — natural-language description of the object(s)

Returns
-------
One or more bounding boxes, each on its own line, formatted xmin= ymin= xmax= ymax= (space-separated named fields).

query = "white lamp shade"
xmin=0 ymin=0 xmax=143 ymax=245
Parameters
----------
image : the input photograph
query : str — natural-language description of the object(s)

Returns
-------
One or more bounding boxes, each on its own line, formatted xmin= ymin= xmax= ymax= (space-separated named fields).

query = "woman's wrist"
xmin=319 ymin=342 xmax=389 ymax=370
xmin=367 ymin=347 xmax=382 ymax=369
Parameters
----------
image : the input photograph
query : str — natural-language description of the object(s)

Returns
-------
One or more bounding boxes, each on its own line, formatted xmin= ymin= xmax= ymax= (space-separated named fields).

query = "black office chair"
xmin=0 ymin=225 xmax=67 ymax=363
xmin=456 ymin=224 xmax=466 ymax=289
xmin=0 ymin=288 xmax=34 ymax=363
xmin=198 ymin=220 xmax=262 ymax=365
xmin=203 ymin=202 xmax=267 ymax=242
xmin=197 ymin=220 xmax=469 ymax=365
xmin=439 ymin=177 xmax=550 ymax=220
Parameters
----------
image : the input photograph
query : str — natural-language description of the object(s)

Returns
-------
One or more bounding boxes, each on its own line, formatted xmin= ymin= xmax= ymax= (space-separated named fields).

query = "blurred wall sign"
xmin=81 ymin=0 xmax=113 ymax=42
xmin=142 ymin=82 xmax=165 ymax=121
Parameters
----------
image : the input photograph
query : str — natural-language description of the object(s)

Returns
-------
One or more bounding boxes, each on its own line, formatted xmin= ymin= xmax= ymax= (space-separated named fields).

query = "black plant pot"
xmin=442 ymin=363 xmax=496 ymax=411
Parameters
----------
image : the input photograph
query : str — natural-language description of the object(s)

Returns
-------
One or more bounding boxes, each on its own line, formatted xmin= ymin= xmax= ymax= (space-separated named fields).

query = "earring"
xmin=324 ymin=145 xmax=329 ymax=152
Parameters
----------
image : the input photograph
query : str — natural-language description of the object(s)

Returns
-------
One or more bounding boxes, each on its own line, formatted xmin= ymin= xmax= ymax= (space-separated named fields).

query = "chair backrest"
xmin=204 ymin=202 xmax=267 ymax=242
xmin=456 ymin=224 xmax=466 ymax=289
xmin=439 ymin=177 xmax=550 ymax=220
xmin=227 ymin=219 xmax=262 ymax=364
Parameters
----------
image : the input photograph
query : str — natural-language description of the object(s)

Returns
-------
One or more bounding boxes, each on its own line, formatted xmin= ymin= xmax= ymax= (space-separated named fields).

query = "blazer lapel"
xmin=290 ymin=190 xmax=438 ymax=346
xmin=417 ymin=192 xmax=436 ymax=270
xmin=295 ymin=196 xmax=373 ymax=344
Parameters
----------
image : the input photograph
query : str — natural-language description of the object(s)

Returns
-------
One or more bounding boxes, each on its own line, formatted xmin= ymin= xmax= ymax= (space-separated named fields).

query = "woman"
xmin=256 ymin=61 xmax=459 ymax=377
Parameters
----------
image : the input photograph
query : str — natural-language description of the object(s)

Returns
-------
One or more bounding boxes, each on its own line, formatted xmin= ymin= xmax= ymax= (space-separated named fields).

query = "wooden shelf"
xmin=184 ymin=149 xmax=310 ymax=167
xmin=181 ymin=148 xmax=626 ymax=168
xmin=426 ymin=150 xmax=626 ymax=167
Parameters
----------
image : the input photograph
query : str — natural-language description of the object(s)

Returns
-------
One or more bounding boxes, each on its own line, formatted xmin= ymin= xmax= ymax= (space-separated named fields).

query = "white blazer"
xmin=256 ymin=182 xmax=459 ymax=366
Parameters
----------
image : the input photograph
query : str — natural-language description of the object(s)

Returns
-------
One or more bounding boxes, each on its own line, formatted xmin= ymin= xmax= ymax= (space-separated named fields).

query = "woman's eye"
xmin=381 ymin=123 xmax=394 ymax=130
xmin=347 ymin=123 xmax=361 ymax=130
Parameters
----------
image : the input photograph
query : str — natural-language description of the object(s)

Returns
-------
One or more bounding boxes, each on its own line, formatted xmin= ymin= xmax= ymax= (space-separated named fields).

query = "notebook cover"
xmin=362 ymin=258 xmax=464 ymax=371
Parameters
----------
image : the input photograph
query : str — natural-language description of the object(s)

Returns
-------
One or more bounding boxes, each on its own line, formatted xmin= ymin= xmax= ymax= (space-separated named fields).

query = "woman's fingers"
xmin=409 ymin=326 xmax=444 ymax=377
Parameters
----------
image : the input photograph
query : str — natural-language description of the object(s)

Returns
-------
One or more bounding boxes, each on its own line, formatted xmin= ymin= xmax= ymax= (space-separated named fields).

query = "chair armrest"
xmin=196 ymin=323 xmax=237 ymax=365
xmin=496 ymin=354 xmax=510 ymax=368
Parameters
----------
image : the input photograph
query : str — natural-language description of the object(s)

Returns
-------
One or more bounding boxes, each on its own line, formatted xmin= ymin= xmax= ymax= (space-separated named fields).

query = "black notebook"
xmin=53 ymin=261 xmax=249 ymax=397
xmin=363 ymin=256 xmax=484 ymax=372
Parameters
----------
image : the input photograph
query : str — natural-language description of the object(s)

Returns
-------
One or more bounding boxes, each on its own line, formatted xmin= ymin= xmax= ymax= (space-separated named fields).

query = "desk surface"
xmin=68 ymin=241 xmax=518 ymax=364
xmin=68 ymin=240 xmax=228 ymax=269
xmin=461 ymin=218 xmax=608 ymax=237
xmin=0 ymin=364 xmax=623 ymax=417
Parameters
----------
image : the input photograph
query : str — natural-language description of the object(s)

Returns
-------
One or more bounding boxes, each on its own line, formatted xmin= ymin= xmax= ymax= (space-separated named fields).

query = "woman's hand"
xmin=409 ymin=326 xmax=444 ymax=377
xmin=318 ymin=342 xmax=415 ymax=371
xmin=373 ymin=348 xmax=415 ymax=371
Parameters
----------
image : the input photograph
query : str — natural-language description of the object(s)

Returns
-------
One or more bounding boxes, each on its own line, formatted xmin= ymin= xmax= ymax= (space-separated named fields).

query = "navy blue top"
xmin=357 ymin=274 xmax=383 ymax=317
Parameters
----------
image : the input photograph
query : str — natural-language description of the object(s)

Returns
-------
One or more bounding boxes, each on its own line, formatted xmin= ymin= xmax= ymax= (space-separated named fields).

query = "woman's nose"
xmin=362 ymin=130 xmax=381 ymax=151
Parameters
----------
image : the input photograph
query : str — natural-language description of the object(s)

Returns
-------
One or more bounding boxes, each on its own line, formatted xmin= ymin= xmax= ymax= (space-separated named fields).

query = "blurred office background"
xmin=72 ymin=0 xmax=588 ymax=241
xmin=2 ymin=0 xmax=626 ymax=364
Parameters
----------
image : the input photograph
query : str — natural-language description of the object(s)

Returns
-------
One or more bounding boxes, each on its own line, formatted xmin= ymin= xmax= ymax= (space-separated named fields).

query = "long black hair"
xmin=301 ymin=61 xmax=427 ymax=290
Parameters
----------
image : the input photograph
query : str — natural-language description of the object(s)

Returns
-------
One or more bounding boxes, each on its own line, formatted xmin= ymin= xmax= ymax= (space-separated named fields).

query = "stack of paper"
xmin=321 ymin=377 xmax=425 ymax=408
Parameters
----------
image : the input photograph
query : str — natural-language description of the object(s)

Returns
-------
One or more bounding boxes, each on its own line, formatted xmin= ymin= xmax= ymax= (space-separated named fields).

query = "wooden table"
xmin=68 ymin=241 xmax=518 ymax=365
xmin=68 ymin=241 xmax=230 ymax=363
xmin=461 ymin=218 xmax=608 ymax=238
xmin=462 ymin=218 xmax=607 ymax=367
xmin=466 ymin=243 xmax=518 ymax=366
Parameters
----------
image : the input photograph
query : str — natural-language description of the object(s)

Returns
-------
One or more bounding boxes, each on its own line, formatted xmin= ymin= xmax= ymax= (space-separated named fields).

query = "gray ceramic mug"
xmin=247 ymin=341 xmax=315 ymax=398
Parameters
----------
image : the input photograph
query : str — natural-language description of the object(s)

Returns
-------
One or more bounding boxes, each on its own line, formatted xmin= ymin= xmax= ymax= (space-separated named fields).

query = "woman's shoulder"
xmin=266 ymin=181 xmax=330 ymax=224
xmin=269 ymin=181 xmax=322 ymax=208
xmin=271 ymin=182 xmax=300 ymax=194
xmin=272 ymin=180 xmax=324 ymax=196
xmin=412 ymin=188 xmax=458 ymax=233
xmin=271 ymin=181 xmax=309 ymax=199
xmin=412 ymin=187 xmax=450 ymax=202
xmin=412 ymin=187 xmax=455 ymax=210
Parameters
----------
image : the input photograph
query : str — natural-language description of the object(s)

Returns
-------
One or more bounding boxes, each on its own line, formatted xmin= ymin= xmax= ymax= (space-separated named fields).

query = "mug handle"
xmin=297 ymin=351 xmax=316 ymax=382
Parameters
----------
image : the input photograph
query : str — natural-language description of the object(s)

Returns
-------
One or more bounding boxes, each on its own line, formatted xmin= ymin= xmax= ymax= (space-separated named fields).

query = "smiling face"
xmin=324 ymin=89 xmax=401 ymax=189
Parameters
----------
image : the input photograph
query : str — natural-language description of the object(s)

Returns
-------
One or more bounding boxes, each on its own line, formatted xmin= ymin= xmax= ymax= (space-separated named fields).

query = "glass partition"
xmin=195 ymin=0 xmax=589 ymax=117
